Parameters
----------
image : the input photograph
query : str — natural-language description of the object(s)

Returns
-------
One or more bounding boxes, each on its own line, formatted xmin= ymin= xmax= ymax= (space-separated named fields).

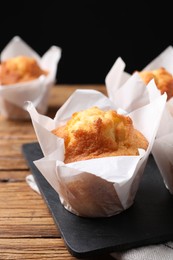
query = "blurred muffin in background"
xmin=0 ymin=35 xmax=61 ymax=120
xmin=0 ymin=55 xmax=48 ymax=85
xmin=137 ymin=67 xmax=173 ymax=100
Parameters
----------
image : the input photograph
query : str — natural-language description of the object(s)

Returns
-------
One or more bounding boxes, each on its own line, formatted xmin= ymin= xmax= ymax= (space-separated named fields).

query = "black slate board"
xmin=22 ymin=142 xmax=173 ymax=259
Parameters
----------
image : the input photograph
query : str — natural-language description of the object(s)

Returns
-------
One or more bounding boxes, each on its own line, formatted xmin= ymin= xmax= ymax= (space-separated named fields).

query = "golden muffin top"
xmin=138 ymin=67 xmax=173 ymax=100
xmin=0 ymin=55 xmax=48 ymax=85
xmin=52 ymin=106 xmax=149 ymax=163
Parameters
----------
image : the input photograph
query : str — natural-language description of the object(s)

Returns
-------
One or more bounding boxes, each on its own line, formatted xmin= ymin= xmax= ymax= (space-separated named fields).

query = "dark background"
xmin=0 ymin=2 xmax=172 ymax=84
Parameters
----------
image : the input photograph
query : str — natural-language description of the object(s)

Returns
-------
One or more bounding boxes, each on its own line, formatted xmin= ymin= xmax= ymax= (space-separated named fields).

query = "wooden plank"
xmin=0 ymin=182 xmax=61 ymax=237
xmin=0 ymin=217 xmax=59 ymax=238
xmin=0 ymin=218 xmax=59 ymax=238
xmin=0 ymin=238 xmax=77 ymax=260
xmin=0 ymin=121 xmax=35 ymax=139
xmin=0 ymin=170 xmax=28 ymax=181
xmin=0 ymin=208 xmax=51 ymax=218
xmin=0 ymin=157 xmax=28 ymax=170
xmin=0 ymin=139 xmax=36 ymax=157
xmin=0 ymin=183 xmax=47 ymax=208
xmin=0 ymin=139 xmax=36 ymax=170
xmin=0 ymin=238 xmax=114 ymax=260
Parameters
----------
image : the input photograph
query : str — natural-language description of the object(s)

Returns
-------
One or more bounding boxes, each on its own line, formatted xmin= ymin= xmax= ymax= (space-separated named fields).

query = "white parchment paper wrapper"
xmin=152 ymin=134 xmax=173 ymax=194
xmin=0 ymin=36 xmax=61 ymax=120
xmin=25 ymin=87 xmax=166 ymax=217
xmin=105 ymin=46 xmax=173 ymax=195
xmin=152 ymin=99 xmax=173 ymax=194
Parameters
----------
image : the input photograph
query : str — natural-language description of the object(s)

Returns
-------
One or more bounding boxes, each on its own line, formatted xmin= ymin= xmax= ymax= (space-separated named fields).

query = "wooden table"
xmin=0 ymin=85 xmax=116 ymax=260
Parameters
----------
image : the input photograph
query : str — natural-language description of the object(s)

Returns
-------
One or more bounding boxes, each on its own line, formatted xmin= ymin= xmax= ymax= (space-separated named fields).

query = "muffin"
xmin=138 ymin=67 xmax=173 ymax=100
xmin=0 ymin=55 xmax=48 ymax=85
xmin=0 ymin=36 xmax=61 ymax=121
xmin=26 ymin=88 xmax=166 ymax=218
xmin=0 ymin=55 xmax=48 ymax=120
xmin=50 ymin=106 xmax=149 ymax=216
xmin=52 ymin=106 xmax=149 ymax=164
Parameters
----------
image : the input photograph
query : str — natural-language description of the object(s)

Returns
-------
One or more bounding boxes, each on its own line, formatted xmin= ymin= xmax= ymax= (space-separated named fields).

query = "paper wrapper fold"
xmin=0 ymin=36 xmax=61 ymax=120
xmin=152 ymin=134 xmax=173 ymax=194
xmin=152 ymin=100 xmax=173 ymax=194
xmin=26 ymin=87 xmax=166 ymax=217
xmin=105 ymin=46 xmax=173 ymax=195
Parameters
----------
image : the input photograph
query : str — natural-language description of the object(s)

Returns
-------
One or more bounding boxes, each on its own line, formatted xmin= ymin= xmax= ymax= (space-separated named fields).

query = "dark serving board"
xmin=22 ymin=142 xmax=173 ymax=259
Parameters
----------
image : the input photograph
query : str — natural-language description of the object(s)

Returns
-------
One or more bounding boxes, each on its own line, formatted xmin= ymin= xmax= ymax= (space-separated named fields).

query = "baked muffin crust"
xmin=138 ymin=67 xmax=173 ymax=100
xmin=0 ymin=55 xmax=48 ymax=85
xmin=52 ymin=106 xmax=148 ymax=163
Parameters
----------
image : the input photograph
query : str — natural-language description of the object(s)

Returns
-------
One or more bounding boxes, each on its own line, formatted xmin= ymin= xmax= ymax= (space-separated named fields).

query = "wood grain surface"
xmin=0 ymin=85 xmax=116 ymax=260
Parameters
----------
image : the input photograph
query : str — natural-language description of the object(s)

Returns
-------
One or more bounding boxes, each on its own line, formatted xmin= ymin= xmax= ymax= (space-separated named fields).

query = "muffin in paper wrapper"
xmin=105 ymin=46 xmax=173 ymax=110
xmin=0 ymin=36 xmax=61 ymax=120
xmin=105 ymin=46 xmax=173 ymax=195
xmin=25 ymin=83 xmax=166 ymax=217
